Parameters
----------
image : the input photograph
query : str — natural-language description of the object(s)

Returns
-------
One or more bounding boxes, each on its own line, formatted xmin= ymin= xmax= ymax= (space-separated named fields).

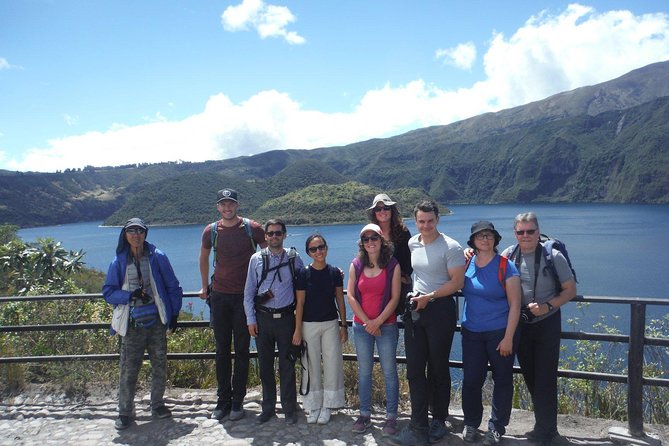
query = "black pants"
xmin=517 ymin=310 xmax=561 ymax=439
xmin=404 ymin=296 xmax=457 ymax=429
xmin=256 ymin=310 xmax=297 ymax=415
xmin=210 ymin=292 xmax=250 ymax=406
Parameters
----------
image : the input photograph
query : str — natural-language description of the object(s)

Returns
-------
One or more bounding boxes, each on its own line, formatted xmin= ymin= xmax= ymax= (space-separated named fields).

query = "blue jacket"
xmin=102 ymin=241 xmax=183 ymax=334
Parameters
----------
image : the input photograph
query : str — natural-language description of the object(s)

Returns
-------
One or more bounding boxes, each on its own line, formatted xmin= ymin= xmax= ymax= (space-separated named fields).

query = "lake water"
xmin=17 ymin=203 xmax=669 ymax=334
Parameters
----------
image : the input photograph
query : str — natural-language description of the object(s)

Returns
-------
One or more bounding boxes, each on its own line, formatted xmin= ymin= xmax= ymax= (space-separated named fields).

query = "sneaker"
xmin=307 ymin=409 xmax=320 ymax=424
xmin=211 ymin=403 xmax=231 ymax=420
xmin=389 ymin=426 xmax=429 ymax=446
xmin=428 ymin=419 xmax=448 ymax=443
xmin=229 ymin=408 xmax=246 ymax=421
xmin=351 ymin=415 xmax=372 ymax=433
xmin=382 ymin=418 xmax=399 ymax=437
xmin=483 ymin=428 xmax=501 ymax=445
xmin=317 ymin=407 xmax=331 ymax=425
xmin=151 ymin=405 xmax=172 ymax=419
xmin=115 ymin=415 xmax=131 ymax=430
xmin=463 ymin=425 xmax=478 ymax=443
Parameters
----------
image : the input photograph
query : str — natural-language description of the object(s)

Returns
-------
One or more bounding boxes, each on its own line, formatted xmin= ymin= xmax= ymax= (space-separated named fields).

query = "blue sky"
xmin=1 ymin=1 xmax=668 ymax=172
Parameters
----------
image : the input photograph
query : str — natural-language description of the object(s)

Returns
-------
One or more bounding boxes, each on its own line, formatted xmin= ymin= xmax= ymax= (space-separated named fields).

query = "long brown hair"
xmin=357 ymin=235 xmax=394 ymax=269
xmin=367 ymin=204 xmax=408 ymax=242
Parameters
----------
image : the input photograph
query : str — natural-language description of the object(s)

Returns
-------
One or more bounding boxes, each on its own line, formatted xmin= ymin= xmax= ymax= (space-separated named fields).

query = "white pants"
xmin=301 ymin=319 xmax=346 ymax=410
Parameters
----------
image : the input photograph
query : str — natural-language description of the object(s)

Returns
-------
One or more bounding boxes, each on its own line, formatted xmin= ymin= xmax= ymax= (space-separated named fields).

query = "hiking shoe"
xmin=285 ymin=411 xmax=298 ymax=425
xmin=211 ymin=403 xmax=231 ymax=420
xmin=351 ymin=415 xmax=372 ymax=433
xmin=257 ymin=410 xmax=275 ymax=423
xmin=389 ymin=426 xmax=429 ymax=446
xmin=463 ymin=425 xmax=478 ymax=443
xmin=382 ymin=418 xmax=399 ymax=437
xmin=152 ymin=405 xmax=172 ymax=419
xmin=428 ymin=418 xmax=448 ymax=443
xmin=115 ymin=415 xmax=131 ymax=430
xmin=307 ymin=409 xmax=320 ymax=424
xmin=483 ymin=428 xmax=501 ymax=445
xmin=317 ymin=407 xmax=331 ymax=425
xmin=229 ymin=408 xmax=246 ymax=421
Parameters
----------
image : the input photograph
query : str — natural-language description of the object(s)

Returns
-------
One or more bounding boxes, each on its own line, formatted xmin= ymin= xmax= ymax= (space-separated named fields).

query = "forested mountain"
xmin=1 ymin=61 xmax=668 ymax=228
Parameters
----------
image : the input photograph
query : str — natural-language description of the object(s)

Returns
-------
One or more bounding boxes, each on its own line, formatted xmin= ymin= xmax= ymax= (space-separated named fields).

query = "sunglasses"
xmin=515 ymin=229 xmax=537 ymax=236
xmin=307 ymin=244 xmax=327 ymax=253
xmin=266 ymin=230 xmax=284 ymax=237
xmin=126 ymin=228 xmax=146 ymax=235
xmin=361 ymin=235 xmax=381 ymax=243
xmin=374 ymin=205 xmax=392 ymax=212
xmin=475 ymin=233 xmax=495 ymax=240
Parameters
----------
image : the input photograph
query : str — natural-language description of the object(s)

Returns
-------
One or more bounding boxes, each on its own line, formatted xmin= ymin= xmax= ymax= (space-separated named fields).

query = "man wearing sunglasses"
xmin=244 ymin=219 xmax=304 ymax=425
xmin=199 ymin=188 xmax=267 ymax=422
xmin=391 ymin=201 xmax=465 ymax=446
xmin=500 ymin=212 xmax=576 ymax=446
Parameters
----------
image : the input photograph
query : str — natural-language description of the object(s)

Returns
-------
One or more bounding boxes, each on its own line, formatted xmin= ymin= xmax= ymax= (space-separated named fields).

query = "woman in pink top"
xmin=346 ymin=223 xmax=401 ymax=436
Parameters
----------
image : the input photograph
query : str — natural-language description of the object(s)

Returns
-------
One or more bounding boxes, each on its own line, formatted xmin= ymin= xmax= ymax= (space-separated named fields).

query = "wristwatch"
xmin=545 ymin=302 xmax=554 ymax=312
xmin=338 ymin=321 xmax=347 ymax=328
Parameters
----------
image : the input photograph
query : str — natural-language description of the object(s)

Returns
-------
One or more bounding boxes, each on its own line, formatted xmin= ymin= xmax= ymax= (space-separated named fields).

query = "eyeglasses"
xmin=361 ymin=235 xmax=381 ymax=243
xmin=266 ymin=230 xmax=284 ymax=237
xmin=307 ymin=244 xmax=327 ymax=253
xmin=515 ymin=229 xmax=537 ymax=236
xmin=374 ymin=205 xmax=392 ymax=212
xmin=126 ymin=228 xmax=146 ymax=235
xmin=475 ymin=233 xmax=495 ymax=240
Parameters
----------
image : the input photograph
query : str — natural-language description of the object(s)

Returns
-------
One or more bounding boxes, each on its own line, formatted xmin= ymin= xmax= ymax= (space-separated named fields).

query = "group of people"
xmin=102 ymin=188 xmax=576 ymax=446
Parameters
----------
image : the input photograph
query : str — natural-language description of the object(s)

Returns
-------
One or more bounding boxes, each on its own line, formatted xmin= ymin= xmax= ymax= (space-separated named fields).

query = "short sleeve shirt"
xmin=296 ymin=264 xmax=343 ymax=322
xmin=201 ymin=218 xmax=265 ymax=294
xmin=409 ymin=232 xmax=465 ymax=295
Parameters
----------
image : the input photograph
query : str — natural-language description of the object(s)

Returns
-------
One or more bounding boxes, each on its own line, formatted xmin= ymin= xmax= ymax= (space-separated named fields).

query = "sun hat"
xmin=367 ymin=193 xmax=396 ymax=210
xmin=467 ymin=220 xmax=501 ymax=248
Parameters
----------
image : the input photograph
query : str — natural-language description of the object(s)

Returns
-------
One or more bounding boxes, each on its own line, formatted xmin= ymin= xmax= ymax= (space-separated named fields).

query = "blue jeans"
xmin=353 ymin=322 xmax=399 ymax=418
xmin=461 ymin=326 xmax=518 ymax=435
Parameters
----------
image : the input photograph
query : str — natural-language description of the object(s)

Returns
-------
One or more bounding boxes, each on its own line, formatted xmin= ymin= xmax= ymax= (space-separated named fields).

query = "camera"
xmin=521 ymin=306 xmax=535 ymax=323
xmin=254 ymin=289 xmax=275 ymax=305
xmin=403 ymin=291 xmax=422 ymax=322
xmin=286 ymin=342 xmax=305 ymax=362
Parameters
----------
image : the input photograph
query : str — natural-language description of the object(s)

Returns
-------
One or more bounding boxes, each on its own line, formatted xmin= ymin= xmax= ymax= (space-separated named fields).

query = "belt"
xmin=255 ymin=303 xmax=295 ymax=318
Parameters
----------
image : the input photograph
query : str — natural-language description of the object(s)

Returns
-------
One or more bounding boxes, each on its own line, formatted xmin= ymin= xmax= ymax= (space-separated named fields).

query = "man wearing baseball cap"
xmin=199 ymin=188 xmax=266 ymax=421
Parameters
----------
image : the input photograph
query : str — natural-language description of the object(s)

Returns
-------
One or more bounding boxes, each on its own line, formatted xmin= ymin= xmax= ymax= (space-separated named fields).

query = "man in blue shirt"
xmin=244 ymin=218 xmax=304 ymax=424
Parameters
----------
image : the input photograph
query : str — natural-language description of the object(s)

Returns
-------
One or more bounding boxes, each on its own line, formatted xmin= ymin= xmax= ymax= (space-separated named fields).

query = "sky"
xmin=1 ymin=1 xmax=668 ymax=173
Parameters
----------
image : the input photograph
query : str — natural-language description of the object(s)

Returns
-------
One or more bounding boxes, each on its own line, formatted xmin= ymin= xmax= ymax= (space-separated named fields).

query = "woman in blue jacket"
xmin=102 ymin=218 xmax=183 ymax=430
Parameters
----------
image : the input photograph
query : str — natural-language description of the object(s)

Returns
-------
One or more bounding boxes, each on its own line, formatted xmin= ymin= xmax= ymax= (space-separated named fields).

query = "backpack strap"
xmin=498 ymin=255 xmax=508 ymax=291
xmin=466 ymin=254 xmax=508 ymax=291
xmin=258 ymin=247 xmax=298 ymax=294
xmin=210 ymin=221 xmax=218 ymax=268
xmin=540 ymin=240 xmax=562 ymax=293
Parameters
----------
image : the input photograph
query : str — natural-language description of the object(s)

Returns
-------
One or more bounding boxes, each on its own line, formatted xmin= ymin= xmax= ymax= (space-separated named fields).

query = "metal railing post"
xmin=627 ymin=302 xmax=645 ymax=437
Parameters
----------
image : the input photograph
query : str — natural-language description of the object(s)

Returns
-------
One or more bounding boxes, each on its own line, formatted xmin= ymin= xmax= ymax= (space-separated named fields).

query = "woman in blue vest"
xmin=460 ymin=221 xmax=521 ymax=445
xmin=102 ymin=218 xmax=183 ymax=430
xmin=346 ymin=223 xmax=401 ymax=436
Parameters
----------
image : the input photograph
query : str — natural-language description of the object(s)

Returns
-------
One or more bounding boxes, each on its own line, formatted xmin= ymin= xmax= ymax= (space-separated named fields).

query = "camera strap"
xmin=299 ymin=341 xmax=310 ymax=396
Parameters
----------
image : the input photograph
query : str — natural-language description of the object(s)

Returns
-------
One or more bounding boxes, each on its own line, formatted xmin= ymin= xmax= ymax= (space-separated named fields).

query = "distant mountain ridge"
xmin=1 ymin=61 xmax=668 ymax=228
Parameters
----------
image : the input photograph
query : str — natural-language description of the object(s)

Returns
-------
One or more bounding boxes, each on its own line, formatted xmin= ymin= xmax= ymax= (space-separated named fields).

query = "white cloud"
xmin=63 ymin=114 xmax=79 ymax=126
xmin=6 ymin=4 xmax=669 ymax=172
xmin=0 ymin=57 xmax=23 ymax=71
xmin=221 ymin=0 xmax=305 ymax=44
xmin=435 ymin=42 xmax=477 ymax=70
